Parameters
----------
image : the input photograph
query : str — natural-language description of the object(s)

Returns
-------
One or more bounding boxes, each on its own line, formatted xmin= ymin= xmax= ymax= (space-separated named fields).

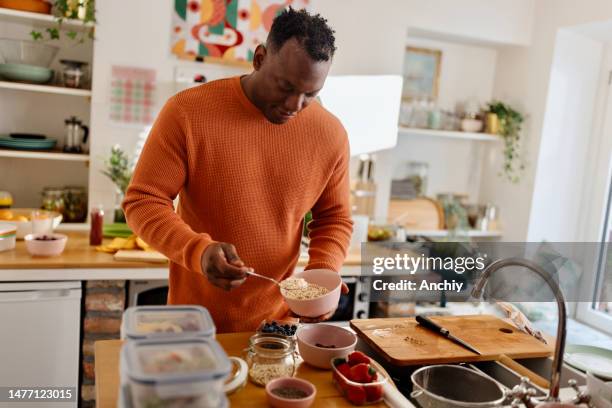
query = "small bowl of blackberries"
xmin=258 ymin=319 xmax=299 ymax=340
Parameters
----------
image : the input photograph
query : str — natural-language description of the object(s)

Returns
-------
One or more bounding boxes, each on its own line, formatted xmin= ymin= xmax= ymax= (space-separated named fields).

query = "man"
xmin=123 ymin=8 xmax=353 ymax=333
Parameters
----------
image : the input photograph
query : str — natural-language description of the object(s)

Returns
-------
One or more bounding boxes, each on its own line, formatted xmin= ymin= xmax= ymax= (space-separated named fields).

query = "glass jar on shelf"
xmin=41 ymin=187 xmax=65 ymax=215
xmin=243 ymin=334 xmax=297 ymax=387
xmin=62 ymin=186 xmax=88 ymax=223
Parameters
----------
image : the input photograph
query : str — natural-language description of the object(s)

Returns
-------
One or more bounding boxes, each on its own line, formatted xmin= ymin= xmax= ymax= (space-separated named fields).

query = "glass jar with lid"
xmin=243 ymin=334 xmax=297 ymax=386
xmin=63 ymin=186 xmax=88 ymax=223
xmin=41 ymin=187 xmax=65 ymax=215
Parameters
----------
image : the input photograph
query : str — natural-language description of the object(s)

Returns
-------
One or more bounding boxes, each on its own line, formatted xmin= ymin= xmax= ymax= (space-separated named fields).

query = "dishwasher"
xmin=0 ymin=281 xmax=81 ymax=408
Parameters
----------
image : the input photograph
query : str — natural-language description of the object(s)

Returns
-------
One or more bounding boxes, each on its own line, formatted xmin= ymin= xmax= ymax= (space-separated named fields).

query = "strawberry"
xmin=349 ymin=363 xmax=376 ymax=383
xmin=347 ymin=351 xmax=370 ymax=366
xmin=346 ymin=384 xmax=367 ymax=405
xmin=365 ymin=384 xmax=383 ymax=402
xmin=337 ymin=362 xmax=352 ymax=380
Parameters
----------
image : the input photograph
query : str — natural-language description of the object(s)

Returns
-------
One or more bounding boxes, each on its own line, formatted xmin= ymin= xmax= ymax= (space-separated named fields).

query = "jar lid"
xmin=123 ymin=305 xmax=216 ymax=340
xmin=122 ymin=337 xmax=231 ymax=385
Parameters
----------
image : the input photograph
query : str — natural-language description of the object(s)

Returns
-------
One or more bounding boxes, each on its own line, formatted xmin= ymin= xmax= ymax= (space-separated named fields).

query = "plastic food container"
xmin=0 ymin=223 xmax=16 ymax=252
xmin=331 ymin=357 xmax=389 ymax=405
xmin=121 ymin=337 xmax=231 ymax=408
xmin=122 ymin=305 xmax=215 ymax=340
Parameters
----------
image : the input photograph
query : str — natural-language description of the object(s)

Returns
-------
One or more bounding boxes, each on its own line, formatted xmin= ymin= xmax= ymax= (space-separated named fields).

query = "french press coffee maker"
xmin=63 ymin=116 xmax=89 ymax=153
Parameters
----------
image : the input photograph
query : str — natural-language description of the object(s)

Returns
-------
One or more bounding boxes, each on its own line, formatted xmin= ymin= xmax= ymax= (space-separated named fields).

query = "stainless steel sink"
xmin=513 ymin=357 xmax=586 ymax=387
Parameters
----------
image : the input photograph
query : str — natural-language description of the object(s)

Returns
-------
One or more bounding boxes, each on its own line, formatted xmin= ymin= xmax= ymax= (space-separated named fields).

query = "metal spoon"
xmin=245 ymin=270 xmax=281 ymax=287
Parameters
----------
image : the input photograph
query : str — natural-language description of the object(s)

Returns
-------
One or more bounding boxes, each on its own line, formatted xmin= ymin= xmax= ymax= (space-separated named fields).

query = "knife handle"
xmin=416 ymin=315 xmax=449 ymax=337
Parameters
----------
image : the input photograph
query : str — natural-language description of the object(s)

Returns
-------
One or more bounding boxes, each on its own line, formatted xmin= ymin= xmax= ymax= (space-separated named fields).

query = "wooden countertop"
xmin=95 ymin=333 xmax=387 ymax=408
xmin=0 ymin=231 xmax=169 ymax=270
xmin=0 ymin=231 xmax=363 ymax=281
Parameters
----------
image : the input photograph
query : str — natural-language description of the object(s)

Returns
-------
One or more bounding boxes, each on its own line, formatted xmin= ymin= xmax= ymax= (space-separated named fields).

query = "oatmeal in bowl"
xmin=280 ymin=270 xmax=341 ymax=317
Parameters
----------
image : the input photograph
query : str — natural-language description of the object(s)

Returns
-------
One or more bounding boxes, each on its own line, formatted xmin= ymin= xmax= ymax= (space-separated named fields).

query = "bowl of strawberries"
xmin=331 ymin=351 xmax=388 ymax=405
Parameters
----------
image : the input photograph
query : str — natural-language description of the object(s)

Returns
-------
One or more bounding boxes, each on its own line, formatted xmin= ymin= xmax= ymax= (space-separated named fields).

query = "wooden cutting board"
xmin=350 ymin=315 xmax=553 ymax=366
xmin=113 ymin=250 xmax=168 ymax=264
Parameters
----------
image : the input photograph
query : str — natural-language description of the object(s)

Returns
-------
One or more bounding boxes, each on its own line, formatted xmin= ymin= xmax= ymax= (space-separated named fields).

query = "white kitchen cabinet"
xmin=0 ymin=281 xmax=81 ymax=408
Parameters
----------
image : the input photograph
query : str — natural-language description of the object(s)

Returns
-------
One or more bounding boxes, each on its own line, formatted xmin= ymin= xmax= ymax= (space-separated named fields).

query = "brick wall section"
xmin=81 ymin=280 xmax=126 ymax=408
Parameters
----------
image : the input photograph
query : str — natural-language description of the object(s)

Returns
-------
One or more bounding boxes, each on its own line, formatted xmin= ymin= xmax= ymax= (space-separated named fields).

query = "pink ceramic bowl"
xmin=282 ymin=269 xmax=342 ymax=318
xmin=266 ymin=377 xmax=316 ymax=408
xmin=24 ymin=233 xmax=67 ymax=257
xmin=297 ymin=324 xmax=357 ymax=369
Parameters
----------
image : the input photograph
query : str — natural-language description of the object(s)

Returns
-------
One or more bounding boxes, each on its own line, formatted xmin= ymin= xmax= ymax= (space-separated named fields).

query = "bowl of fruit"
xmin=24 ymin=233 xmax=67 ymax=257
xmin=332 ymin=351 xmax=388 ymax=405
xmin=0 ymin=208 xmax=62 ymax=239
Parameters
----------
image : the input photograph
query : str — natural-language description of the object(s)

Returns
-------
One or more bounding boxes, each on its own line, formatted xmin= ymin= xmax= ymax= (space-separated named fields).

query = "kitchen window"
xmin=577 ymin=172 xmax=612 ymax=334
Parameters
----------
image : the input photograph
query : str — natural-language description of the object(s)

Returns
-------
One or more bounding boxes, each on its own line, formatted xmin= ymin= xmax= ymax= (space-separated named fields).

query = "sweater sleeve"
xmin=305 ymin=135 xmax=354 ymax=272
xmin=122 ymin=96 xmax=213 ymax=274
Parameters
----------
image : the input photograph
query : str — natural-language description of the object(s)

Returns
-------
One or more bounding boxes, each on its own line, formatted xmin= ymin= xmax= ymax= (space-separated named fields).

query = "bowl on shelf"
xmin=281 ymin=269 xmax=342 ymax=318
xmin=0 ymin=39 xmax=58 ymax=67
xmin=460 ymin=118 xmax=484 ymax=133
xmin=0 ymin=63 xmax=53 ymax=84
xmin=265 ymin=377 xmax=316 ymax=408
xmin=296 ymin=324 xmax=357 ymax=369
xmin=24 ymin=232 xmax=67 ymax=257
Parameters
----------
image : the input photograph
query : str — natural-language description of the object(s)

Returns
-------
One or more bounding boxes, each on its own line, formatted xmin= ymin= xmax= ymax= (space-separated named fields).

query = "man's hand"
xmin=292 ymin=282 xmax=349 ymax=323
xmin=201 ymin=242 xmax=250 ymax=291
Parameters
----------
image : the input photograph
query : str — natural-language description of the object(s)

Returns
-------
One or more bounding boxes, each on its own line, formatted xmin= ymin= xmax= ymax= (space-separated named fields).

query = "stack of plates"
xmin=0 ymin=135 xmax=56 ymax=151
xmin=0 ymin=63 xmax=54 ymax=84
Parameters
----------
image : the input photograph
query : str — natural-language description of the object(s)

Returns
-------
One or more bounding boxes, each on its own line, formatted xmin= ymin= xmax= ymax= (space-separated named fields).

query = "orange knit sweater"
xmin=123 ymin=76 xmax=353 ymax=333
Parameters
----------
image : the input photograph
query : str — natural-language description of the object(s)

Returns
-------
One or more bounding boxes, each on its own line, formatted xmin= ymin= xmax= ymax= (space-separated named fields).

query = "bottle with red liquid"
xmin=90 ymin=205 xmax=104 ymax=245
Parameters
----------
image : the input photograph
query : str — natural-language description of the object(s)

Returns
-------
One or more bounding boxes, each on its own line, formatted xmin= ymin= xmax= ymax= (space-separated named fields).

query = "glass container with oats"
xmin=243 ymin=334 xmax=298 ymax=386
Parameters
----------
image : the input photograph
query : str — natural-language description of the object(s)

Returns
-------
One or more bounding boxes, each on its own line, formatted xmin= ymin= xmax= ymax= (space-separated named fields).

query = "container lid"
xmin=122 ymin=337 xmax=231 ymax=385
xmin=123 ymin=305 xmax=215 ymax=340
xmin=0 ymin=222 xmax=16 ymax=236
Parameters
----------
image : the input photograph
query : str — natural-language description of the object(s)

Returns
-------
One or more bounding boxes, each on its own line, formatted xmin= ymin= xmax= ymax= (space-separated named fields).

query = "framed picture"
xmin=402 ymin=46 xmax=442 ymax=101
xmin=171 ymin=0 xmax=311 ymax=66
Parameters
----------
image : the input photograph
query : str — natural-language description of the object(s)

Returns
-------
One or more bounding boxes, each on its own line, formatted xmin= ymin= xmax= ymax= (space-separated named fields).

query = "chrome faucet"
xmin=471 ymin=257 xmax=567 ymax=402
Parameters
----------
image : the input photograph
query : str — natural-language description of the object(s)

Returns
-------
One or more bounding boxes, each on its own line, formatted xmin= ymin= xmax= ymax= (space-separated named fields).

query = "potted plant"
xmin=101 ymin=145 xmax=132 ymax=223
xmin=487 ymin=101 xmax=525 ymax=183
xmin=30 ymin=0 xmax=96 ymax=43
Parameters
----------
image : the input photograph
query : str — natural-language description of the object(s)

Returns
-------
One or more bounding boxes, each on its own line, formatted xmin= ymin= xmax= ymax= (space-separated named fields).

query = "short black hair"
xmin=267 ymin=7 xmax=336 ymax=62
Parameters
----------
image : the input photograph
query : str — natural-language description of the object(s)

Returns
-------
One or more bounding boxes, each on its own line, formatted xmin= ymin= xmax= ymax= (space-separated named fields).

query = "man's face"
xmin=252 ymin=38 xmax=332 ymax=124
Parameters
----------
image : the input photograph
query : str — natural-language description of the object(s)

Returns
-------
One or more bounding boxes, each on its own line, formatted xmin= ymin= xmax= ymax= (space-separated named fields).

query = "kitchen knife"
xmin=415 ymin=315 xmax=482 ymax=355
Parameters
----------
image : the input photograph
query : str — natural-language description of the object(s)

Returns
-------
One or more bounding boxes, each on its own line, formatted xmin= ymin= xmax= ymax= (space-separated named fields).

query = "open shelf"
xmin=398 ymin=126 xmax=501 ymax=142
xmin=403 ymin=229 xmax=502 ymax=238
xmin=0 ymin=81 xmax=92 ymax=97
xmin=0 ymin=7 xmax=93 ymax=31
xmin=0 ymin=149 xmax=89 ymax=162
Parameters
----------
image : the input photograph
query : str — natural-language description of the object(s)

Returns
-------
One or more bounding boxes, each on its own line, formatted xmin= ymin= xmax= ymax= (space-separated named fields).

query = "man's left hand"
xmin=292 ymin=282 xmax=349 ymax=323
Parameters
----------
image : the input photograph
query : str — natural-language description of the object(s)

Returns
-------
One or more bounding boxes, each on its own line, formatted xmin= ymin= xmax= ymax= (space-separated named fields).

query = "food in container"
xmin=296 ymin=324 xmax=357 ymax=369
xmin=24 ymin=233 xmax=67 ymax=257
xmin=265 ymin=377 xmax=316 ymax=408
xmin=281 ymin=269 xmax=342 ymax=318
xmin=280 ymin=277 xmax=329 ymax=300
xmin=244 ymin=334 xmax=297 ymax=386
xmin=0 ymin=208 xmax=62 ymax=239
xmin=122 ymin=305 xmax=216 ymax=340
xmin=332 ymin=352 xmax=388 ymax=405
xmin=122 ymin=337 xmax=231 ymax=408
xmin=0 ymin=223 xmax=17 ymax=252
xmin=60 ymin=59 xmax=88 ymax=88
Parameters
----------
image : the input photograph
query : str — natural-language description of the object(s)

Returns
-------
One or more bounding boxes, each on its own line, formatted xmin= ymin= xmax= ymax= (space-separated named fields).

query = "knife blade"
xmin=415 ymin=315 xmax=482 ymax=355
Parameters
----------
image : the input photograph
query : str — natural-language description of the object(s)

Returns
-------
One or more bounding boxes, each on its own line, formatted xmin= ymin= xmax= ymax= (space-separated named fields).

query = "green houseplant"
xmin=487 ymin=101 xmax=525 ymax=183
xmin=101 ymin=145 xmax=132 ymax=223
xmin=30 ymin=0 xmax=96 ymax=43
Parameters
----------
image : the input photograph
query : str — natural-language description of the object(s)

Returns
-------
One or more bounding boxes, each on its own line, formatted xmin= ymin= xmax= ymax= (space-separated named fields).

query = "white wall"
xmin=88 ymin=0 xmax=535 ymax=222
xmin=480 ymin=0 xmax=612 ymax=241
